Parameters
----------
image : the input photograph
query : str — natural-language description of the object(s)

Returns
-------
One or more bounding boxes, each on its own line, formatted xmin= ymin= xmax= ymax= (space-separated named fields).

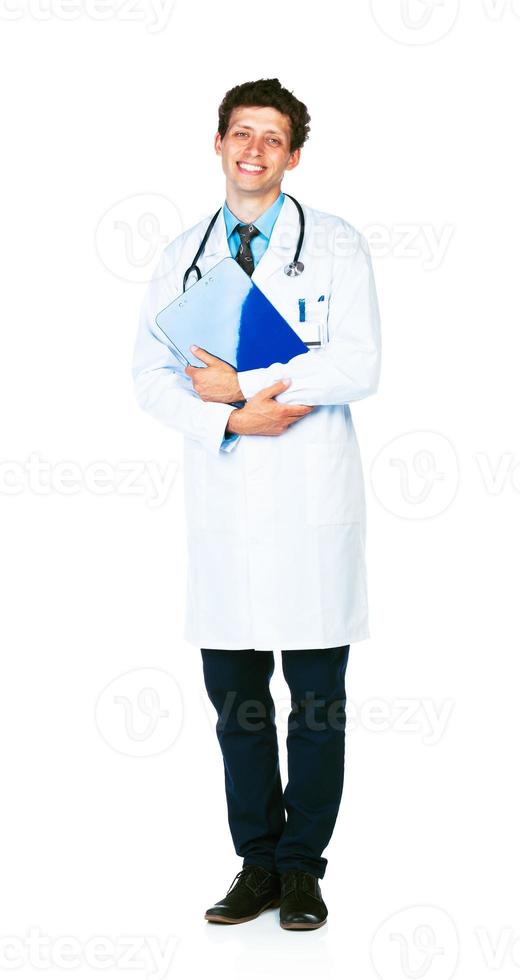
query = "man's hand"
xmin=185 ymin=346 xmax=244 ymax=403
xmin=226 ymin=378 xmax=315 ymax=437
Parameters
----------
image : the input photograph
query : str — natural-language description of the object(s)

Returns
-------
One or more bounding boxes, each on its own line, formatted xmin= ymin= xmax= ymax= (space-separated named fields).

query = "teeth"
xmin=238 ymin=162 xmax=264 ymax=172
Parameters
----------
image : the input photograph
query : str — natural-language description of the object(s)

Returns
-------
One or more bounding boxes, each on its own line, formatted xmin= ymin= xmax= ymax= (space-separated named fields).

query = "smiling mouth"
xmin=236 ymin=160 xmax=267 ymax=175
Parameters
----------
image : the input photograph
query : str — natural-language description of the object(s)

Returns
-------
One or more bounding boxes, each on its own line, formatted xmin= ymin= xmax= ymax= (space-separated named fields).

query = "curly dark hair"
xmin=217 ymin=78 xmax=311 ymax=153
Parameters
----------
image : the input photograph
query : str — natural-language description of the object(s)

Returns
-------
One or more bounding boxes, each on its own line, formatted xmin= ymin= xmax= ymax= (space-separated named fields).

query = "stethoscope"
xmin=182 ymin=192 xmax=305 ymax=292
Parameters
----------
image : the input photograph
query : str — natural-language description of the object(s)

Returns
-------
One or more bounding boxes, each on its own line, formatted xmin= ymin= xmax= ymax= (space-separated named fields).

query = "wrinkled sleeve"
xmin=236 ymin=227 xmax=381 ymax=406
xmin=132 ymin=244 xmax=241 ymax=456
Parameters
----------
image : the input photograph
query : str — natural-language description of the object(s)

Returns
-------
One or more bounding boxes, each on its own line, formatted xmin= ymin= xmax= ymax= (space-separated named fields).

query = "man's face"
xmin=215 ymin=105 xmax=300 ymax=194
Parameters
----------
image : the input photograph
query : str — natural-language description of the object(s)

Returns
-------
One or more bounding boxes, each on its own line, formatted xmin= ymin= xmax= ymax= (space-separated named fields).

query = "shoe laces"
xmin=226 ymin=866 xmax=272 ymax=896
xmin=282 ymin=870 xmax=317 ymax=896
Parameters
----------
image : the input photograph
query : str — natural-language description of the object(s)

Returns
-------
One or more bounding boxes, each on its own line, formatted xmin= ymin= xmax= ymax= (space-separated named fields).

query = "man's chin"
xmin=228 ymin=174 xmax=276 ymax=194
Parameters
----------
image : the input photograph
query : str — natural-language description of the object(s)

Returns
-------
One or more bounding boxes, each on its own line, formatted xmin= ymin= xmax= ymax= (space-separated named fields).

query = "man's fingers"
xmin=190 ymin=345 xmax=219 ymax=365
xmin=253 ymin=377 xmax=315 ymax=426
xmin=259 ymin=377 xmax=292 ymax=397
xmin=285 ymin=406 xmax=315 ymax=417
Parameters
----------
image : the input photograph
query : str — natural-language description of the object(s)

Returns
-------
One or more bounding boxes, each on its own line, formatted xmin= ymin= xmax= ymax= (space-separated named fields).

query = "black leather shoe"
xmin=279 ymin=870 xmax=328 ymax=930
xmin=205 ymin=866 xmax=281 ymax=924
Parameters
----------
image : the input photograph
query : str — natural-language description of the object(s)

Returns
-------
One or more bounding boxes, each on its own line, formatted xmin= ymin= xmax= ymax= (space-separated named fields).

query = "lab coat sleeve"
xmin=132 ymin=244 xmax=241 ymax=456
xmin=236 ymin=227 xmax=381 ymax=406
xmin=221 ymin=431 xmax=241 ymax=449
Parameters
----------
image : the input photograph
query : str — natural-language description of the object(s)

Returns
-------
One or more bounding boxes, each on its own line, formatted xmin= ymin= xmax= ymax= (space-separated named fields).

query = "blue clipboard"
xmin=154 ymin=257 xmax=309 ymax=372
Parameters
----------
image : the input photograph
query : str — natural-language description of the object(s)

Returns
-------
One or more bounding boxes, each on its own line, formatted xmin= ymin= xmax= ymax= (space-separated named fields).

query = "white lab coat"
xmin=132 ymin=195 xmax=381 ymax=650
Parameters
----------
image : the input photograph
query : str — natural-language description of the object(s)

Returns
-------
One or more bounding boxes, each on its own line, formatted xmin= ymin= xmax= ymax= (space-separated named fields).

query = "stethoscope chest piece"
xmin=284 ymin=260 xmax=305 ymax=277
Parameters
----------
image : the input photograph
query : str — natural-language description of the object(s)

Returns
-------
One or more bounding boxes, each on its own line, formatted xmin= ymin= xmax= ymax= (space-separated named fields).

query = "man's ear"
xmin=285 ymin=147 xmax=301 ymax=173
xmin=214 ymin=132 xmax=222 ymax=155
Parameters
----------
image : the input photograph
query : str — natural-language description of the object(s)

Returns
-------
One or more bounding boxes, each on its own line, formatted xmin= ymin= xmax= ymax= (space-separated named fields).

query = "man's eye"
xmin=268 ymin=138 xmax=280 ymax=145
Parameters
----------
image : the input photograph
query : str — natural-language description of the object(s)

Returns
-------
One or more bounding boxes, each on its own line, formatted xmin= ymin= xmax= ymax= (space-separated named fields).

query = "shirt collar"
xmin=223 ymin=191 xmax=285 ymax=241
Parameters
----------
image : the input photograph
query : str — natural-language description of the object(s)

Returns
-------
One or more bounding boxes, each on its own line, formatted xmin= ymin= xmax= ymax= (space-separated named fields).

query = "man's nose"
xmin=247 ymin=137 xmax=264 ymax=156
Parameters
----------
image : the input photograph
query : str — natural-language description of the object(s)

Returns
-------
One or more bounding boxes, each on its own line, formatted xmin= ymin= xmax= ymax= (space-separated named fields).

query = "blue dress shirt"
xmin=220 ymin=191 xmax=285 ymax=450
xmin=223 ymin=191 xmax=285 ymax=268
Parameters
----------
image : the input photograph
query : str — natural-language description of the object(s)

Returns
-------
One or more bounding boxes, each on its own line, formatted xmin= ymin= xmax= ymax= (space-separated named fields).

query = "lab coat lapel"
xmin=199 ymin=208 xmax=230 ymax=269
xmin=200 ymin=194 xmax=297 ymax=286
xmin=251 ymin=194 xmax=297 ymax=289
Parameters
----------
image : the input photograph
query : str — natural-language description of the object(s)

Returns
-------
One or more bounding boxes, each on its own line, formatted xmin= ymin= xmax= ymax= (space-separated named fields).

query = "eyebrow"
xmin=231 ymin=124 xmax=285 ymax=136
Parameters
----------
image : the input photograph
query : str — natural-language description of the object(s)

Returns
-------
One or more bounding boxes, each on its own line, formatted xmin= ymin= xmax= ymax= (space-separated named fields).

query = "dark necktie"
xmin=234 ymin=223 xmax=260 ymax=276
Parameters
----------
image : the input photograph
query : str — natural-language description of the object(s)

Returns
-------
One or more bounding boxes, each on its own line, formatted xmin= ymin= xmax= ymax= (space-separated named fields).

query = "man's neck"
xmin=225 ymin=185 xmax=282 ymax=224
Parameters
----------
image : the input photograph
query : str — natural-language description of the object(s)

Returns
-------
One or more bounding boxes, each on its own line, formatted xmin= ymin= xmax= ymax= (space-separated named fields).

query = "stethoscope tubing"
xmin=182 ymin=193 xmax=305 ymax=292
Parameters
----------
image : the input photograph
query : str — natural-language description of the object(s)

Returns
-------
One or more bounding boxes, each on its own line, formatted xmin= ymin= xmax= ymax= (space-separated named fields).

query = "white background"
xmin=1 ymin=1 xmax=519 ymax=978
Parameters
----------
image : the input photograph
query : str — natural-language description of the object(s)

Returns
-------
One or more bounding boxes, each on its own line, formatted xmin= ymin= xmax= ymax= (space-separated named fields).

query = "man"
xmin=132 ymin=78 xmax=381 ymax=930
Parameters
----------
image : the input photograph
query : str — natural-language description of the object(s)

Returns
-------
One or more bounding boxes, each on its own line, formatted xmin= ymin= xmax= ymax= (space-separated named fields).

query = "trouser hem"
xmin=242 ymin=858 xmax=278 ymax=875
xmin=276 ymin=862 xmax=327 ymax=879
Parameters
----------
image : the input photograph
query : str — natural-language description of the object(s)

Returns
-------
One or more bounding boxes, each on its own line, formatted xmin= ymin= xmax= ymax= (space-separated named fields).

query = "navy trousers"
xmin=200 ymin=645 xmax=350 ymax=879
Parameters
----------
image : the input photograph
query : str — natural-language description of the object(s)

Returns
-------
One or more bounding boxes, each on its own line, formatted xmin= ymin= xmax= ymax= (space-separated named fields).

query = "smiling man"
xmin=132 ymin=78 xmax=381 ymax=931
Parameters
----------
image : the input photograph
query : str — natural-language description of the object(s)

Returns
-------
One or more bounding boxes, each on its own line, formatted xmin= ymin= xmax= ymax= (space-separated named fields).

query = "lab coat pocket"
xmin=290 ymin=300 xmax=328 ymax=350
xmin=183 ymin=442 xmax=207 ymax=529
xmin=304 ymin=443 xmax=364 ymax=526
